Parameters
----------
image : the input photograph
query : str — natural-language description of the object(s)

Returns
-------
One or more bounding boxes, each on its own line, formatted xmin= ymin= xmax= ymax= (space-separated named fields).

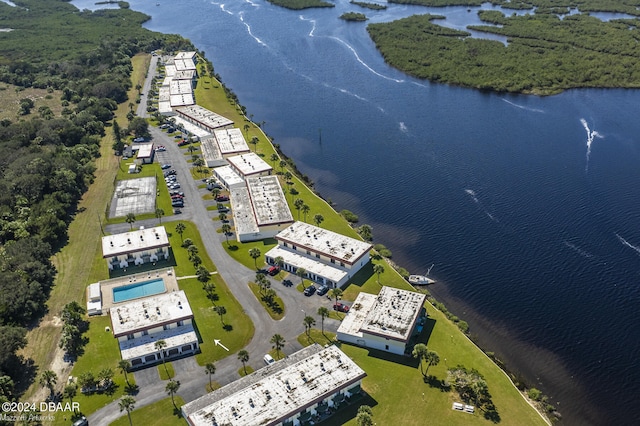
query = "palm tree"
xmin=303 ymin=315 xmax=316 ymax=336
xmin=313 ymin=214 xmax=324 ymax=227
xmin=154 ymin=340 xmax=168 ymax=377
xmin=155 ymin=208 xmax=165 ymax=224
xmin=237 ymin=350 xmax=250 ymax=375
xmin=249 ymin=247 xmax=261 ymax=270
xmin=274 ymin=256 xmax=284 ymax=271
xmin=187 ymin=244 xmax=199 ymax=258
xmin=294 ymin=198 xmax=304 ymax=219
xmin=125 ymin=213 xmax=136 ymax=230
xmin=329 ymin=288 xmax=343 ymax=307
xmin=250 ymin=136 xmax=259 ymax=152
xmin=190 ymin=254 xmax=202 ymax=269
xmin=301 ymin=204 xmax=310 ymax=222
xmin=205 ymin=362 xmax=216 ymax=391
xmin=39 ymin=370 xmax=57 ymax=400
xmin=218 ymin=212 xmax=227 ymax=222
xmin=243 ymin=123 xmax=250 ymax=137
xmin=63 ymin=383 xmax=77 ymax=407
xmin=119 ymin=395 xmax=136 ymax=426
xmin=424 ymin=350 xmax=440 ymax=377
xmin=118 ymin=359 xmax=132 ymax=386
xmin=221 ymin=223 xmax=232 ymax=246
xmin=166 ymin=380 xmax=181 ymax=409
xmin=270 ymin=334 xmax=286 ymax=359
xmin=279 ymin=160 xmax=287 ymax=174
xmin=412 ymin=343 xmax=428 ymax=376
xmin=175 ymin=222 xmax=186 ymax=242
xmin=284 ymin=171 xmax=292 ymax=183
xmin=214 ymin=305 xmax=227 ymax=325
xmin=196 ymin=266 xmax=211 ymax=286
xmin=296 ymin=267 xmax=307 ymax=289
xmin=317 ymin=307 xmax=330 ymax=333
xmin=269 ymin=153 xmax=279 ymax=168
xmin=373 ymin=264 xmax=385 ymax=285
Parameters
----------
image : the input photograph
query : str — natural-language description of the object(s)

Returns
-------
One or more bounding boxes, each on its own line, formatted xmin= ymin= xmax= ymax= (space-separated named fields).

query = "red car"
xmin=215 ymin=195 xmax=229 ymax=202
xmin=333 ymin=303 xmax=350 ymax=313
xmin=267 ymin=266 xmax=280 ymax=276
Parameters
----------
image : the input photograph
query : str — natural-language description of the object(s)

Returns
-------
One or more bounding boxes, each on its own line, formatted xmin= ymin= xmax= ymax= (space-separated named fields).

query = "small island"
xmin=368 ymin=9 xmax=640 ymax=95
xmin=266 ymin=0 xmax=334 ymax=10
xmin=350 ymin=1 xmax=387 ymax=10
xmin=340 ymin=12 xmax=368 ymax=21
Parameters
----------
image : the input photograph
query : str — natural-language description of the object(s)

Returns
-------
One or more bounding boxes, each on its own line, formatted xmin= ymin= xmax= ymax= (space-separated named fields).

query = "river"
xmin=74 ymin=1 xmax=640 ymax=424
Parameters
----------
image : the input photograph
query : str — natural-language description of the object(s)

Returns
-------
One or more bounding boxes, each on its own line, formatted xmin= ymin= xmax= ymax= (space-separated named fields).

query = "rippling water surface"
xmin=74 ymin=1 xmax=640 ymax=424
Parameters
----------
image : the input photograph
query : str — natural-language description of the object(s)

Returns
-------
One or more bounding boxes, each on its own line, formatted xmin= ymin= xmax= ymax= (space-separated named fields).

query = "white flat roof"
xmin=175 ymin=51 xmax=197 ymax=60
xmin=136 ymin=142 xmax=154 ymax=159
xmin=230 ymin=187 xmax=259 ymax=236
xmin=110 ymin=290 xmax=193 ymax=337
xmin=102 ymin=226 xmax=170 ymax=258
xmin=276 ymin=222 xmax=372 ymax=266
xmin=246 ymin=175 xmax=293 ymax=226
xmin=170 ymin=93 xmax=194 ymax=107
xmin=227 ymin=152 xmax=273 ymax=177
xmin=164 ymin=64 xmax=176 ymax=78
xmin=177 ymin=105 xmax=234 ymax=131
xmin=213 ymin=165 xmax=245 ymax=189
xmin=174 ymin=70 xmax=196 ymax=80
xmin=183 ymin=344 xmax=366 ymax=426
xmin=214 ymin=128 xmax=249 ymax=155
xmin=200 ymin=136 xmax=224 ymax=164
xmin=170 ymin=80 xmax=193 ymax=95
xmin=265 ymin=246 xmax=347 ymax=283
xmin=336 ymin=292 xmax=377 ymax=340
xmin=120 ymin=325 xmax=198 ymax=360
xmin=339 ymin=287 xmax=426 ymax=342
xmin=171 ymin=116 xmax=211 ymax=139
xmin=174 ymin=58 xmax=196 ymax=71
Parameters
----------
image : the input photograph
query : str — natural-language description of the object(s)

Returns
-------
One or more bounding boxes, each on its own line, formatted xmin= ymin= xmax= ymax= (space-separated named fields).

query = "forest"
xmin=368 ymin=10 xmax=640 ymax=94
xmin=0 ymin=0 xmax=193 ymax=412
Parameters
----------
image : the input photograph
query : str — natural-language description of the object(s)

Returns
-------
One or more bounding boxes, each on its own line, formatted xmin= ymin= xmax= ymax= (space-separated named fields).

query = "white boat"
xmin=408 ymin=264 xmax=435 ymax=285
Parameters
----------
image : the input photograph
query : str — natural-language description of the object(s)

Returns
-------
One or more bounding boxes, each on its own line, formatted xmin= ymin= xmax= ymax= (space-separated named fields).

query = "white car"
xmin=263 ymin=354 xmax=275 ymax=365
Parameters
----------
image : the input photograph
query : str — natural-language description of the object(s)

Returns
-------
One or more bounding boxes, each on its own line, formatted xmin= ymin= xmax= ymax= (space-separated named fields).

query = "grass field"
xmin=297 ymin=329 xmax=336 ymax=348
xmin=163 ymin=220 xmax=217 ymax=275
xmin=247 ymin=282 xmax=285 ymax=320
xmin=110 ymin=396 xmax=186 ymax=426
xmin=0 ymin=84 xmax=64 ymax=121
xmin=179 ymin=277 xmax=254 ymax=365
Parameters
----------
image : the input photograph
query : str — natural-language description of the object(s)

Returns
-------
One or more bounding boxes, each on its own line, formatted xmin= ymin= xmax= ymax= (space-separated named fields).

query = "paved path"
xmin=89 ymin=63 xmax=341 ymax=425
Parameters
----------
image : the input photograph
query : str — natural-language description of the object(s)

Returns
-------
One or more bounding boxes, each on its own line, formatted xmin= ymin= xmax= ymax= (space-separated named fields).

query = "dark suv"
xmin=303 ymin=285 xmax=316 ymax=296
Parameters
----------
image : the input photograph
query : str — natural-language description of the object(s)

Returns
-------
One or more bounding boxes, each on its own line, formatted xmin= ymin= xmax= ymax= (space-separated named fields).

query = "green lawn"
xmin=179 ymin=277 xmax=254 ymax=365
xmin=238 ymin=366 xmax=254 ymax=377
xmin=110 ymin=396 xmax=186 ymax=426
xmin=53 ymin=316 xmax=135 ymax=426
xmin=297 ymin=329 xmax=336 ymax=347
xmin=158 ymin=362 xmax=175 ymax=380
xmin=222 ymin=239 xmax=278 ymax=271
xmin=247 ymin=282 xmax=285 ymax=320
xmin=329 ymin=302 xmax=548 ymax=426
xmin=163 ymin=220 xmax=217 ymax=275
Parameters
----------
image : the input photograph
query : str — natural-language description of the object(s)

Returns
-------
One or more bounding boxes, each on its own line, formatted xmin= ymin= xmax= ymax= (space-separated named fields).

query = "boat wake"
xmin=615 ymin=233 xmax=640 ymax=256
xmin=215 ymin=3 xmax=234 ymax=16
xmin=581 ymin=118 xmax=603 ymax=172
xmin=299 ymin=15 xmax=316 ymax=37
xmin=501 ymin=98 xmax=544 ymax=113
xmin=464 ymin=189 xmax=499 ymax=223
xmin=563 ymin=241 xmax=594 ymax=259
xmin=399 ymin=122 xmax=408 ymax=133
xmin=239 ymin=12 xmax=267 ymax=47
xmin=327 ymin=36 xmax=404 ymax=84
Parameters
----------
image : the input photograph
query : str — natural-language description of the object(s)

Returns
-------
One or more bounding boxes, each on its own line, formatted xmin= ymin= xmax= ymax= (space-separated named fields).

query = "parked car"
xmin=161 ymin=163 xmax=171 ymax=169
xmin=133 ymin=137 xmax=145 ymax=143
xmin=178 ymin=140 xmax=190 ymax=147
xmin=267 ymin=266 xmax=280 ymax=276
xmin=282 ymin=279 xmax=293 ymax=287
xmin=303 ymin=285 xmax=316 ymax=296
xmin=171 ymin=201 xmax=184 ymax=207
xmin=215 ymin=195 xmax=229 ymax=202
xmin=169 ymin=191 xmax=184 ymax=196
xmin=72 ymin=416 xmax=88 ymax=426
xmin=263 ymin=354 xmax=275 ymax=365
xmin=316 ymin=284 xmax=329 ymax=296
xmin=174 ymin=135 xmax=182 ymax=139
xmin=333 ymin=303 xmax=350 ymax=313
xmin=173 ymin=208 xmax=182 ymax=214
xmin=155 ymin=146 xmax=166 ymax=152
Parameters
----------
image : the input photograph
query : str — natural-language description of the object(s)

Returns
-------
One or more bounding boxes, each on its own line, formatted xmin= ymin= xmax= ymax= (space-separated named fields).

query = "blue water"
xmin=113 ymin=279 xmax=166 ymax=303
xmin=73 ymin=1 xmax=640 ymax=424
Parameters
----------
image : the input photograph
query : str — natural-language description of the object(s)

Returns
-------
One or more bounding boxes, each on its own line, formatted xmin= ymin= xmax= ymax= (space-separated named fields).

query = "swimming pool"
xmin=113 ymin=279 xmax=166 ymax=303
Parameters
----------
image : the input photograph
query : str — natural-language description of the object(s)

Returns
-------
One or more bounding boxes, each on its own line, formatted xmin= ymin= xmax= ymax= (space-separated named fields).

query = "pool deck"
xmin=99 ymin=267 xmax=179 ymax=313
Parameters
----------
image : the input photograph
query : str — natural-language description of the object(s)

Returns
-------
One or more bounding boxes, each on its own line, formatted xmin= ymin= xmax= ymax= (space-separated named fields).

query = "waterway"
xmin=74 ymin=1 xmax=640 ymax=424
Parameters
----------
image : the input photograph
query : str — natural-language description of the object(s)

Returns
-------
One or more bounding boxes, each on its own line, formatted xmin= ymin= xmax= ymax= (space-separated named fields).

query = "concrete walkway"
xmin=89 ymin=65 xmax=341 ymax=425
